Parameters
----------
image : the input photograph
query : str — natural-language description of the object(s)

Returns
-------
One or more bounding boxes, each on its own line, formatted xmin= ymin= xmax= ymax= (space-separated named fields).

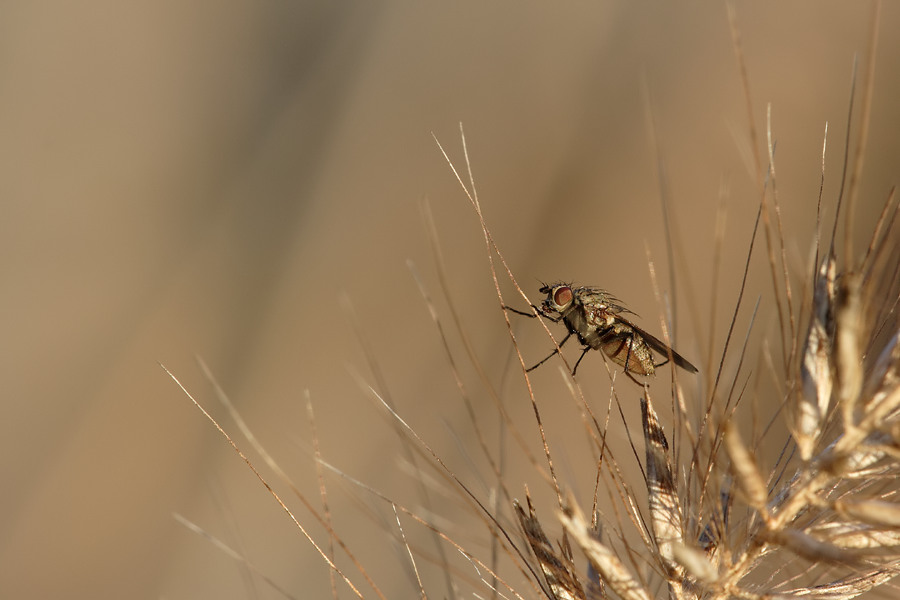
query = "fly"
xmin=506 ymin=283 xmax=698 ymax=378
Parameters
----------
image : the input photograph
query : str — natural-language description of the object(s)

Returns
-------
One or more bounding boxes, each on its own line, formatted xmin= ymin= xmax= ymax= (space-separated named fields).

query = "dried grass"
xmin=168 ymin=5 xmax=900 ymax=599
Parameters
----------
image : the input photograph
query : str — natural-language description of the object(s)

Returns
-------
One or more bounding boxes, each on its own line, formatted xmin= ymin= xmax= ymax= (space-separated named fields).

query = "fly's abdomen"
xmin=598 ymin=325 xmax=655 ymax=375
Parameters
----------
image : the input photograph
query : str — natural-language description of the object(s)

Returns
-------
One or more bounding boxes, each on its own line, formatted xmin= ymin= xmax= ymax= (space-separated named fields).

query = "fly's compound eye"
xmin=551 ymin=286 xmax=573 ymax=309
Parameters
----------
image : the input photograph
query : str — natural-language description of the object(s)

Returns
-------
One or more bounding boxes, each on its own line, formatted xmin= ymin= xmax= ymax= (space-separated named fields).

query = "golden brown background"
xmin=2 ymin=2 xmax=898 ymax=598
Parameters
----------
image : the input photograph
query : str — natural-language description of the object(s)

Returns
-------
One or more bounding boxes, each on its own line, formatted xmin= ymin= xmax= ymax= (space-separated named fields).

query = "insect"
xmin=506 ymin=283 xmax=698 ymax=378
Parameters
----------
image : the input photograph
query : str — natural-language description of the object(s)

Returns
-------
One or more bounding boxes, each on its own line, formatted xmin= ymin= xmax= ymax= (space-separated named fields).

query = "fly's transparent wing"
xmin=629 ymin=323 xmax=699 ymax=374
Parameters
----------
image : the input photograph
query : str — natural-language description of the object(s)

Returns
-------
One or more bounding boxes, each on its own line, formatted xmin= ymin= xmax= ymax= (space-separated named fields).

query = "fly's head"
xmin=538 ymin=283 xmax=576 ymax=317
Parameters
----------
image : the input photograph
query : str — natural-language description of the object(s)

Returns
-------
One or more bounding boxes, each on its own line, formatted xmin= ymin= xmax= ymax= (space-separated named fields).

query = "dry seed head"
xmin=723 ymin=420 xmax=770 ymax=516
xmin=641 ymin=394 xmax=684 ymax=574
xmin=671 ymin=543 xmax=718 ymax=585
xmin=836 ymin=274 xmax=865 ymax=430
xmin=558 ymin=500 xmax=652 ymax=600
xmin=797 ymin=256 xmax=837 ymax=460
xmin=834 ymin=499 xmax=900 ymax=528
xmin=516 ymin=494 xmax=586 ymax=600
xmin=813 ymin=522 xmax=900 ymax=550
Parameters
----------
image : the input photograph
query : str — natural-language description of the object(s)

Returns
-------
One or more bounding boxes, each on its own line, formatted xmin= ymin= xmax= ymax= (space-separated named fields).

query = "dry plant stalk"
xmin=169 ymin=10 xmax=900 ymax=599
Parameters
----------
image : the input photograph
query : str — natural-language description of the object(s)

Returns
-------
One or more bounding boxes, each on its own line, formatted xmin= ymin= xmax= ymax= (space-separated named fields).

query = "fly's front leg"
xmin=503 ymin=304 xmax=561 ymax=322
xmin=504 ymin=305 xmax=539 ymax=318
xmin=525 ymin=331 xmax=572 ymax=372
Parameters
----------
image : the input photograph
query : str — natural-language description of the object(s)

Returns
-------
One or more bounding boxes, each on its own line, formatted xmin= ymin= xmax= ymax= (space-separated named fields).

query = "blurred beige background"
xmin=1 ymin=2 xmax=898 ymax=598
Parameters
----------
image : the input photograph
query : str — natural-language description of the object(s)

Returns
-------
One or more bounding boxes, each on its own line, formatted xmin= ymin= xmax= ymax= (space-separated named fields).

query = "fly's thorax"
xmin=560 ymin=302 xmax=592 ymax=344
xmin=579 ymin=326 xmax=605 ymax=350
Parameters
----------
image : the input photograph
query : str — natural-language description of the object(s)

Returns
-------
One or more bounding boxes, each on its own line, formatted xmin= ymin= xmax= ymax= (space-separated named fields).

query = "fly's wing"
xmin=629 ymin=322 xmax=699 ymax=373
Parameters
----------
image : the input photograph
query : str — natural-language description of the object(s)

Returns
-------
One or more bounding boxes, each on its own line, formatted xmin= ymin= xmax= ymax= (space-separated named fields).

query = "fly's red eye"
xmin=553 ymin=286 xmax=573 ymax=307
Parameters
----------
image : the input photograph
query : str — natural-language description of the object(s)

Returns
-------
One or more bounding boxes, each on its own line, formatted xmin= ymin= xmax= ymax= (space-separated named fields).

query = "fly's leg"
xmin=619 ymin=333 xmax=649 ymax=384
xmin=525 ymin=331 xmax=572 ymax=372
xmin=571 ymin=346 xmax=591 ymax=376
xmin=503 ymin=305 xmax=561 ymax=323
xmin=504 ymin=305 xmax=537 ymax=317
xmin=625 ymin=369 xmax=644 ymax=386
xmin=623 ymin=334 xmax=635 ymax=374
xmin=622 ymin=336 xmax=646 ymax=384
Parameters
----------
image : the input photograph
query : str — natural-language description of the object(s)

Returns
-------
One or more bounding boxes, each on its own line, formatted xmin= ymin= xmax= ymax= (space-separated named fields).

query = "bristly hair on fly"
xmin=506 ymin=282 xmax=698 ymax=378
